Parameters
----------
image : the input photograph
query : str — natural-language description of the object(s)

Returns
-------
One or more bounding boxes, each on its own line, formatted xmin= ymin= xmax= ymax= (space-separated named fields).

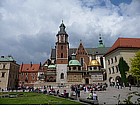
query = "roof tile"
xmin=105 ymin=38 xmax=140 ymax=56
xmin=19 ymin=64 xmax=40 ymax=72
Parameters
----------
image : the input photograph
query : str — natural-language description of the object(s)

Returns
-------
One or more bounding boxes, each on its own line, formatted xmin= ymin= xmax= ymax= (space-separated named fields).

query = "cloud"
xmin=0 ymin=0 xmax=140 ymax=64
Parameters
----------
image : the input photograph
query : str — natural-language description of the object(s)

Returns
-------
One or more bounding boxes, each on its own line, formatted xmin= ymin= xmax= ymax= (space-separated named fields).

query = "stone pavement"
xmin=55 ymin=86 xmax=140 ymax=105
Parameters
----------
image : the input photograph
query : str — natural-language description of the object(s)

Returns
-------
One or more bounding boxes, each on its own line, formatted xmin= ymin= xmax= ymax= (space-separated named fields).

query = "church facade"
xmin=44 ymin=22 xmax=110 ymax=85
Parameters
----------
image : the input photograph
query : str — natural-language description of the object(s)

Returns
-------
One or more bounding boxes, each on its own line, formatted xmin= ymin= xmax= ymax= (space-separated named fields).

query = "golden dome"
xmin=89 ymin=59 xmax=101 ymax=66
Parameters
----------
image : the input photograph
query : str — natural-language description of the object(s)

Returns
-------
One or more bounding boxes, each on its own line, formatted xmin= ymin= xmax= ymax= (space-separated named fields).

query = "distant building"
xmin=19 ymin=63 xmax=44 ymax=87
xmin=0 ymin=55 xmax=19 ymax=90
xmin=104 ymin=38 xmax=140 ymax=85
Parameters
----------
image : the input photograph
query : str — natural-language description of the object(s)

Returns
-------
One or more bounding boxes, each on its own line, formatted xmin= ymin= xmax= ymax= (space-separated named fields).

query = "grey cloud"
xmin=0 ymin=0 xmax=140 ymax=64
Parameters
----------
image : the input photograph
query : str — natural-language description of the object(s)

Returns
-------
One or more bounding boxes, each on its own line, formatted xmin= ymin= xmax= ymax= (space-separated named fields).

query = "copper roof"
xmin=19 ymin=64 xmax=40 ymax=72
xmin=105 ymin=38 xmax=140 ymax=56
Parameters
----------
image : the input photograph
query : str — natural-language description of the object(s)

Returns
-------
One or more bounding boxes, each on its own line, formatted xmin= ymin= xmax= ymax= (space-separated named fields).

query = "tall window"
xmin=116 ymin=66 xmax=119 ymax=73
xmin=115 ymin=57 xmax=117 ymax=63
xmin=112 ymin=67 xmax=115 ymax=74
xmin=111 ymin=58 xmax=113 ymax=64
xmin=100 ymin=57 xmax=104 ymax=68
xmin=78 ymin=67 xmax=81 ymax=71
xmin=61 ymin=53 xmax=63 ymax=58
xmin=108 ymin=60 xmax=110 ymax=65
xmin=80 ymin=58 xmax=84 ymax=66
xmin=60 ymin=73 xmax=64 ymax=79
xmin=61 ymin=46 xmax=63 ymax=50
xmin=109 ymin=68 xmax=111 ymax=74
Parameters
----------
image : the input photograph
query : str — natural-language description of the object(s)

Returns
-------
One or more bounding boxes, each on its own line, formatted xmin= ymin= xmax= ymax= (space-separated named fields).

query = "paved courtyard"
xmin=55 ymin=86 xmax=140 ymax=105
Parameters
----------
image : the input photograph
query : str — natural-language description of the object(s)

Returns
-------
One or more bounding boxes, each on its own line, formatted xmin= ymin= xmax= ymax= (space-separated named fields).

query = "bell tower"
xmin=56 ymin=21 xmax=69 ymax=84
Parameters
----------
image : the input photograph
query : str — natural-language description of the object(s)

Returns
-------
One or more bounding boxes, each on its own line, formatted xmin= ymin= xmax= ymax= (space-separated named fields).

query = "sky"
xmin=0 ymin=0 xmax=140 ymax=64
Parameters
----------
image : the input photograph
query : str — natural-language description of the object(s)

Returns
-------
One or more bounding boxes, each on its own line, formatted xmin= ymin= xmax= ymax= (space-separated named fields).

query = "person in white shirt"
xmin=93 ymin=92 xmax=97 ymax=100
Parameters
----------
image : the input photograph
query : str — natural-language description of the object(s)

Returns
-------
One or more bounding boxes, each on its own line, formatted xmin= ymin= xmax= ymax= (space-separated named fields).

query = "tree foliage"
xmin=118 ymin=57 xmax=129 ymax=85
xmin=130 ymin=51 xmax=140 ymax=81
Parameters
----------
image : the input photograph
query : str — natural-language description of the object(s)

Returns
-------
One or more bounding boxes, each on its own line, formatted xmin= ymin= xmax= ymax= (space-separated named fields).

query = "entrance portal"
xmin=85 ymin=78 xmax=89 ymax=84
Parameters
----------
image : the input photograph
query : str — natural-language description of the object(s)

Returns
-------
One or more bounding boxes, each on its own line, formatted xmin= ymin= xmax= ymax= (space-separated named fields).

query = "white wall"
xmin=56 ymin=64 xmax=67 ymax=84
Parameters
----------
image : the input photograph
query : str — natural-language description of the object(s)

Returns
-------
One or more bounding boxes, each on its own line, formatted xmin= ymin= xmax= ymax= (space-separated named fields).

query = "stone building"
xmin=0 ymin=55 xmax=19 ymax=90
xmin=67 ymin=53 xmax=83 ymax=84
xmin=104 ymin=38 xmax=140 ymax=85
xmin=87 ymin=55 xmax=103 ymax=84
xmin=45 ymin=64 xmax=56 ymax=82
xmin=47 ymin=21 xmax=110 ymax=85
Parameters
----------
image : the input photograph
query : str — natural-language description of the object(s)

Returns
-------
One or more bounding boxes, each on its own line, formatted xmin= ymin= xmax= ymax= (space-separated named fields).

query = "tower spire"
xmin=98 ymin=34 xmax=105 ymax=48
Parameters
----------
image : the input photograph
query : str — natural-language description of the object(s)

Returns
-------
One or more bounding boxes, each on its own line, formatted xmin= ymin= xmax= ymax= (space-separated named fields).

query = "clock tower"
xmin=56 ymin=21 xmax=69 ymax=84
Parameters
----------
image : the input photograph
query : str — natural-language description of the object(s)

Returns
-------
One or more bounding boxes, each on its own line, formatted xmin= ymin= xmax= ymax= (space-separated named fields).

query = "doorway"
xmin=85 ymin=78 xmax=89 ymax=84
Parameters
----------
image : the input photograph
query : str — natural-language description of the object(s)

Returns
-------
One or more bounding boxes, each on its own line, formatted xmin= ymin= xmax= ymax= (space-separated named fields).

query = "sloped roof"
xmin=0 ymin=56 xmax=15 ymax=62
xmin=51 ymin=47 xmax=110 ymax=59
xmin=105 ymin=38 xmax=140 ymax=56
xmin=19 ymin=64 xmax=40 ymax=72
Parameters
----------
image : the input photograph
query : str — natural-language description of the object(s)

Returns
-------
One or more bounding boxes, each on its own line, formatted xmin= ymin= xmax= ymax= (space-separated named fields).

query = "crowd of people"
xmin=1 ymin=83 xmax=108 ymax=101
xmin=70 ymin=83 xmax=107 ymax=100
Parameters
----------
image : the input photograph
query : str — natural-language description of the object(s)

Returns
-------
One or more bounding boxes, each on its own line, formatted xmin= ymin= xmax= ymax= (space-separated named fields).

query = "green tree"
xmin=118 ymin=57 xmax=129 ymax=85
xmin=130 ymin=51 xmax=140 ymax=84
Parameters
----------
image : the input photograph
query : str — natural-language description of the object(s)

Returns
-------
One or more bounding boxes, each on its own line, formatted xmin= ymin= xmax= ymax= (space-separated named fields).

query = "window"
xmin=116 ymin=66 xmax=119 ymax=73
xmin=60 ymin=35 xmax=64 ymax=42
xmin=78 ymin=67 xmax=81 ymax=71
xmin=112 ymin=67 xmax=115 ymax=74
xmin=69 ymin=67 xmax=71 ymax=71
xmin=3 ymin=64 xmax=6 ymax=69
xmin=100 ymin=57 xmax=104 ymax=68
xmin=111 ymin=58 xmax=113 ymax=64
xmin=32 ymin=73 xmax=35 ymax=78
xmin=60 ymin=73 xmax=64 ymax=79
xmin=90 ymin=67 xmax=92 ymax=71
xmin=80 ymin=58 xmax=84 ymax=66
xmin=94 ymin=67 xmax=97 ymax=70
xmin=73 ymin=67 xmax=76 ymax=70
xmin=108 ymin=60 xmax=110 ymax=65
xmin=109 ymin=68 xmax=111 ymax=74
xmin=61 ymin=46 xmax=63 ymax=50
xmin=115 ymin=57 xmax=117 ymax=63
xmin=61 ymin=53 xmax=63 ymax=58
xmin=1 ymin=72 xmax=5 ymax=78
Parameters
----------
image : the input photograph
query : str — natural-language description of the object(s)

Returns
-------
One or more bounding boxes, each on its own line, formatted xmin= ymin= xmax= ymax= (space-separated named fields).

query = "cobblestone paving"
xmin=54 ymin=86 xmax=140 ymax=105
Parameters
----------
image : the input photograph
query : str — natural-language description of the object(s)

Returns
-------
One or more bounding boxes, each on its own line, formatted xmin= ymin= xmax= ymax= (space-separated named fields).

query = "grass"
xmin=0 ymin=92 xmax=83 ymax=105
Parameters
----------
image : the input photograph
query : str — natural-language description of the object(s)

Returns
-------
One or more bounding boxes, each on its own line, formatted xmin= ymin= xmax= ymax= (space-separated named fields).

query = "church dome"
xmin=89 ymin=60 xmax=101 ymax=66
xmin=69 ymin=60 xmax=81 ymax=66
xmin=48 ymin=64 xmax=56 ymax=69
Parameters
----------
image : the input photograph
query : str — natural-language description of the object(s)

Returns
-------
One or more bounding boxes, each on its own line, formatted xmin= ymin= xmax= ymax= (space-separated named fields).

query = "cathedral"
xmin=43 ymin=21 xmax=110 ymax=86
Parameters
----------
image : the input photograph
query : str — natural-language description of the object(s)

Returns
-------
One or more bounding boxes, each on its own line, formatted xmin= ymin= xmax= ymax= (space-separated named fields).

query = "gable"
xmin=76 ymin=43 xmax=88 ymax=56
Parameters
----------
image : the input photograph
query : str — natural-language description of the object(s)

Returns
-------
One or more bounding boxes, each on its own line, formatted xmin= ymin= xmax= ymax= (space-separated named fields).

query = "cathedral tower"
xmin=56 ymin=21 xmax=69 ymax=84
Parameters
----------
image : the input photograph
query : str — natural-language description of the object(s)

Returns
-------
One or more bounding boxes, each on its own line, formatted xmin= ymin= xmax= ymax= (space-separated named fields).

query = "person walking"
xmin=93 ymin=91 xmax=98 ymax=100
xmin=129 ymin=83 xmax=132 ymax=91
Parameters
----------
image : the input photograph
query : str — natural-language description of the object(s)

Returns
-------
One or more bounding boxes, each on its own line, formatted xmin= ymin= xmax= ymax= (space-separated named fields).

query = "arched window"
xmin=60 ymin=73 xmax=64 ymax=79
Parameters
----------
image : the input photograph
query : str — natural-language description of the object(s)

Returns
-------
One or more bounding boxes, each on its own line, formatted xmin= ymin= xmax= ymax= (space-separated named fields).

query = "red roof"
xmin=19 ymin=64 xmax=40 ymax=72
xmin=105 ymin=38 xmax=140 ymax=56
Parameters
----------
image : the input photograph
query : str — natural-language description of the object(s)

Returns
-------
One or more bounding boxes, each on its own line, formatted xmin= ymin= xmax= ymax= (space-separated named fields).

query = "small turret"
xmin=98 ymin=34 xmax=105 ymax=48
